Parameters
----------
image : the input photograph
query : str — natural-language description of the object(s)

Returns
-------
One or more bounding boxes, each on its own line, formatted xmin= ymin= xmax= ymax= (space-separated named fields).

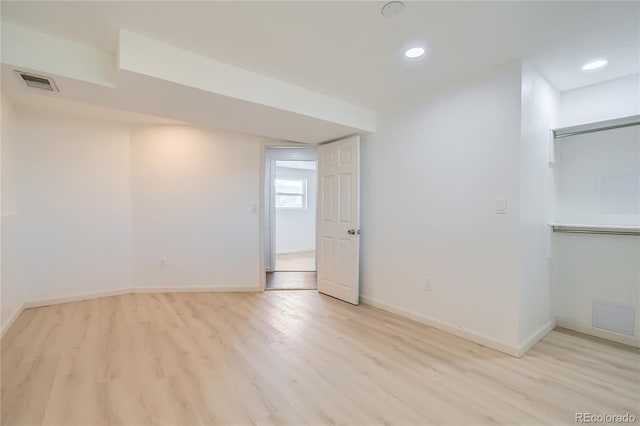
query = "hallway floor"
xmin=275 ymin=251 xmax=315 ymax=271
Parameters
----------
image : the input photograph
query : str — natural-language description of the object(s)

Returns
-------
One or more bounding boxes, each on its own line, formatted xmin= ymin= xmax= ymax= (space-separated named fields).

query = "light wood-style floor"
xmin=266 ymin=271 xmax=317 ymax=290
xmin=1 ymin=291 xmax=638 ymax=426
xmin=275 ymin=251 xmax=315 ymax=271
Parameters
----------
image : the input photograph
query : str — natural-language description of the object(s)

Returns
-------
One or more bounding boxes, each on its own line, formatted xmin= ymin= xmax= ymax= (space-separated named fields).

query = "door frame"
xmin=263 ymin=146 xmax=318 ymax=277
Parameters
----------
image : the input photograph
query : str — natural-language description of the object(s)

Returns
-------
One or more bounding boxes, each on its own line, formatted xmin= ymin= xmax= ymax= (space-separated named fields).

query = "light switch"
xmin=496 ymin=199 xmax=507 ymax=214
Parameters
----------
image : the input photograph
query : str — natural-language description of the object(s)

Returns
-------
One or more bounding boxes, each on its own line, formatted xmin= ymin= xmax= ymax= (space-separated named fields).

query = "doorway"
xmin=262 ymin=136 xmax=360 ymax=299
xmin=264 ymin=148 xmax=318 ymax=290
xmin=274 ymin=160 xmax=317 ymax=271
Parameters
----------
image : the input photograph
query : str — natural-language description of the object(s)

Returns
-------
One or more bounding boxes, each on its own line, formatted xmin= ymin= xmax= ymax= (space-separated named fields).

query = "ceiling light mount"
xmin=581 ymin=59 xmax=608 ymax=71
xmin=381 ymin=1 xmax=405 ymax=18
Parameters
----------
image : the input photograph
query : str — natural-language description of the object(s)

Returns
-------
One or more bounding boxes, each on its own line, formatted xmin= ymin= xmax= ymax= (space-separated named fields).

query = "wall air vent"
xmin=593 ymin=300 xmax=635 ymax=336
xmin=16 ymin=71 xmax=58 ymax=92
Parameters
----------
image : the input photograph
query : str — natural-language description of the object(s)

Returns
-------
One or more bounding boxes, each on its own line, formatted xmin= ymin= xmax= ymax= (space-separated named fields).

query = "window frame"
xmin=274 ymin=177 xmax=308 ymax=210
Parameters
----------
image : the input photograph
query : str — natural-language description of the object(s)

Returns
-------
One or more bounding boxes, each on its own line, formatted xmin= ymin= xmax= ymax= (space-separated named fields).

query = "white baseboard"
xmin=23 ymin=286 xmax=262 ymax=310
xmin=556 ymin=318 xmax=640 ymax=348
xmin=360 ymin=295 xmax=520 ymax=357
xmin=25 ymin=288 xmax=132 ymax=309
xmin=132 ymin=286 xmax=262 ymax=294
xmin=517 ymin=318 xmax=556 ymax=357
xmin=275 ymin=249 xmax=315 ymax=255
xmin=1 ymin=303 xmax=26 ymax=339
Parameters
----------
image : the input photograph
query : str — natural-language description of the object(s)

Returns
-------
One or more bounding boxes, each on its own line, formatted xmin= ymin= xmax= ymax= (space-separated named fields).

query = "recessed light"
xmin=405 ymin=47 xmax=425 ymax=59
xmin=582 ymin=59 xmax=608 ymax=71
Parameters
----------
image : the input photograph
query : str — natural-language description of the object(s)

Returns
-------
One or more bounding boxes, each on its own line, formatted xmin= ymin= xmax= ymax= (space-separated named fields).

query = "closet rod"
xmin=553 ymin=115 xmax=640 ymax=139
xmin=552 ymin=225 xmax=640 ymax=236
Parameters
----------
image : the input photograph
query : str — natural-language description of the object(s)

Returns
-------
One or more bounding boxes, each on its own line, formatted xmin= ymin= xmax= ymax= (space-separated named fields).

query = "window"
xmin=275 ymin=178 xmax=307 ymax=209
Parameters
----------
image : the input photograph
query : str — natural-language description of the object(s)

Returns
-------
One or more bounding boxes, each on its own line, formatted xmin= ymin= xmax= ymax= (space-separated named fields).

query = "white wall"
xmin=15 ymin=111 xmax=132 ymax=302
xmin=555 ymin=125 xmax=640 ymax=226
xmin=1 ymin=94 xmax=24 ymax=333
xmin=2 ymin=95 xmax=18 ymax=215
xmin=130 ymin=126 xmax=263 ymax=290
xmin=552 ymin=234 xmax=639 ymax=341
xmin=559 ymin=73 xmax=640 ymax=127
xmin=361 ymin=63 xmax=523 ymax=349
xmin=7 ymin=109 xmax=273 ymax=305
xmin=275 ymin=165 xmax=317 ymax=254
xmin=518 ymin=63 xmax=559 ymax=346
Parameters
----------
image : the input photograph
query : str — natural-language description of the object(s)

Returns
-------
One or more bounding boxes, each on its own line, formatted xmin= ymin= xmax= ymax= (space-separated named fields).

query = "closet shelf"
xmin=551 ymin=223 xmax=640 ymax=236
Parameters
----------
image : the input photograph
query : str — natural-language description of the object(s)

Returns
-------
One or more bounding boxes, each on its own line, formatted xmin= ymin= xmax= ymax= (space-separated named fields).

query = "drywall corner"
xmin=517 ymin=61 xmax=559 ymax=349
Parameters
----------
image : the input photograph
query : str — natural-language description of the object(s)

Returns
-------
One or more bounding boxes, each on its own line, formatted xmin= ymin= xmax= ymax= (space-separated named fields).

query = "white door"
xmin=317 ymin=136 xmax=360 ymax=305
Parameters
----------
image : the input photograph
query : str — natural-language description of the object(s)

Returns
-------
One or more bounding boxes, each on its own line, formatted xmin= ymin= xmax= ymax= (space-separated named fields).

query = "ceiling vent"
xmin=16 ymin=71 xmax=58 ymax=92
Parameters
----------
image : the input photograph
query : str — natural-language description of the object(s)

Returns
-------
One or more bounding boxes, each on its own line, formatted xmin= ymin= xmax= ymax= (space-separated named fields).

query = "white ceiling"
xmin=2 ymin=1 xmax=638 ymax=110
xmin=2 ymin=24 xmax=373 ymax=143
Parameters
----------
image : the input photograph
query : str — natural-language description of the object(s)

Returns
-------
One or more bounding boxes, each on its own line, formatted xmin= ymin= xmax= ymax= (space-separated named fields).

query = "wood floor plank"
xmin=1 ymin=291 xmax=638 ymax=426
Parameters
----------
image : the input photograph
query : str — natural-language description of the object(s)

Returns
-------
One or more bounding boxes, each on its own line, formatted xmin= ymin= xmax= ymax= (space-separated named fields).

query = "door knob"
xmin=348 ymin=229 xmax=360 ymax=235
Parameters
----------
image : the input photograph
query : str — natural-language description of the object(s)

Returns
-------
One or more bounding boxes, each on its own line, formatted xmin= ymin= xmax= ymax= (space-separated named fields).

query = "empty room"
xmin=1 ymin=1 xmax=638 ymax=425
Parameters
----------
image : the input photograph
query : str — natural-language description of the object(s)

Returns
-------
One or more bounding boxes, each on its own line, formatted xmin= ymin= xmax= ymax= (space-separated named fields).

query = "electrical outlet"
xmin=424 ymin=279 xmax=432 ymax=292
